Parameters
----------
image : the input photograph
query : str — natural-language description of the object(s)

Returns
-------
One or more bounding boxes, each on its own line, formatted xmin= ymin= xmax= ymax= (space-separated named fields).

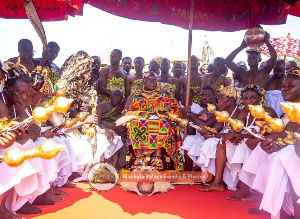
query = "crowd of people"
xmin=0 ymin=32 xmax=299 ymax=219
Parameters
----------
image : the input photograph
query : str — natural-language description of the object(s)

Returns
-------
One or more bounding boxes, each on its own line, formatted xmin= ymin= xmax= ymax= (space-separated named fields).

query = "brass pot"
xmin=244 ymin=27 xmax=265 ymax=52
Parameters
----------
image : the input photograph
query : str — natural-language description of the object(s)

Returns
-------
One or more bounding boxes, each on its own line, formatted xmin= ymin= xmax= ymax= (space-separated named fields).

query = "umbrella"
xmin=88 ymin=0 xmax=297 ymax=31
xmin=260 ymin=33 xmax=300 ymax=60
xmin=0 ymin=0 xmax=84 ymax=21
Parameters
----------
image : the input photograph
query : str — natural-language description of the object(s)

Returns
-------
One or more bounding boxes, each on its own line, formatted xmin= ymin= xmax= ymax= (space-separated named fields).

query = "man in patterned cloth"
xmin=125 ymin=71 xmax=183 ymax=170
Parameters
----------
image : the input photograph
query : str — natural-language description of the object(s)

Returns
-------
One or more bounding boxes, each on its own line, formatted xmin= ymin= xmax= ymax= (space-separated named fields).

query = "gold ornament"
xmin=248 ymin=105 xmax=265 ymax=119
xmin=32 ymin=107 xmax=49 ymax=123
xmin=64 ymin=118 xmax=78 ymax=128
xmin=274 ymin=131 xmax=295 ymax=147
xmin=219 ymin=86 xmax=238 ymax=99
xmin=207 ymin=104 xmax=244 ymax=132
xmin=53 ymin=97 xmax=74 ymax=113
xmin=287 ymin=67 xmax=300 ymax=78
xmin=215 ymin=111 xmax=230 ymax=122
xmin=83 ymin=124 xmax=96 ymax=138
xmin=207 ymin=104 xmax=216 ymax=113
xmin=280 ymin=102 xmax=299 ymax=123
xmin=227 ymin=118 xmax=245 ymax=133
xmin=248 ymin=105 xmax=285 ymax=134
xmin=3 ymin=140 xmax=65 ymax=167
xmin=255 ymin=121 xmax=274 ymax=135
xmin=76 ymin=112 xmax=89 ymax=122
xmin=244 ymin=27 xmax=265 ymax=52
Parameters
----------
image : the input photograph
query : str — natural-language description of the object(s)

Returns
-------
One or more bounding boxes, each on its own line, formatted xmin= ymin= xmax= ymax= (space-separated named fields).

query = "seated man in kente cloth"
xmin=97 ymin=89 xmax=127 ymax=169
xmin=125 ymin=71 xmax=183 ymax=170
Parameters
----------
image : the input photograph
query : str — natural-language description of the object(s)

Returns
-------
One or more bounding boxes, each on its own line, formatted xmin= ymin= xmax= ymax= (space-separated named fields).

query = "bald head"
xmin=286 ymin=61 xmax=298 ymax=74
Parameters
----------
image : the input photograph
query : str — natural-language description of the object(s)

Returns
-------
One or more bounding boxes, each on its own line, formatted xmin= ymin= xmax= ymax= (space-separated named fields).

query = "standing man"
xmin=89 ymin=56 xmax=101 ymax=86
xmin=225 ymin=32 xmax=277 ymax=88
xmin=38 ymin=41 xmax=61 ymax=72
xmin=98 ymin=49 xmax=127 ymax=102
xmin=172 ymin=61 xmax=184 ymax=80
xmin=31 ymin=41 xmax=61 ymax=86
xmin=180 ymin=55 xmax=204 ymax=104
xmin=286 ymin=60 xmax=298 ymax=73
xmin=265 ymin=59 xmax=286 ymax=117
xmin=149 ymin=59 xmax=161 ymax=76
xmin=7 ymin=39 xmax=34 ymax=72
xmin=202 ymin=57 xmax=230 ymax=94
xmin=121 ymin=57 xmax=132 ymax=75
xmin=157 ymin=58 xmax=179 ymax=99
xmin=125 ymin=57 xmax=145 ymax=98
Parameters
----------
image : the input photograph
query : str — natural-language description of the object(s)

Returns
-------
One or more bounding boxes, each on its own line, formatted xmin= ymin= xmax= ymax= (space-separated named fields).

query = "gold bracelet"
xmin=274 ymin=131 xmax=295 ymax=147
xmin=203 ymin=126 xmax=217 ymax=134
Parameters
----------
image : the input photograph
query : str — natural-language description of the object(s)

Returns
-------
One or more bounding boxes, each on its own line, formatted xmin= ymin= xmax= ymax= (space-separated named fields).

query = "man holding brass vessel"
xmin=225 ymin=28 xmax=277 ymax=89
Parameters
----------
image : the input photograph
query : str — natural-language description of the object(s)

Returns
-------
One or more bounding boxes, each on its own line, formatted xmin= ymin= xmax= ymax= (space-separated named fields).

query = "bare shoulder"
xmin=118 ymin=68 xmax=127 ymax=78
xmin=97 ymin=101 xmax=110 ymax=111
xmin=180 ymin=75 xmax=187 ymax=82
xmin=0 ymin=98 xmax=9 ymax=119
xmin=100 ymin=66 xmax=110 ymax=72
xmin=171 ymin=77 xmax=179 ymax=83
xmin=7 ymin=57 xmax=18 ymax=63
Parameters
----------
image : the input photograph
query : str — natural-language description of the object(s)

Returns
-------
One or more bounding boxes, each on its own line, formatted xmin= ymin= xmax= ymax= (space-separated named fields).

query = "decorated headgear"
xmin=152 ymin=57 xmax=162 ymax=66
xmin=287 ymin=67 xmax=300 ymax=78
xmin=219 ymin=86 xmax=239 ymax=99
xmin=241 ymin=84 xmax=266 ymax=106
xmin=55 ymin=52 xmax=93 ymax=100
xmin=0 ymin=60 xmax=7 ymax=75
xmin=143 ymin=71 xmax=158 ymax=78
xmin=4 ymin=57 xmax=30 ymax=80
xmin=31 ymin=66 xmax=51 ymax=94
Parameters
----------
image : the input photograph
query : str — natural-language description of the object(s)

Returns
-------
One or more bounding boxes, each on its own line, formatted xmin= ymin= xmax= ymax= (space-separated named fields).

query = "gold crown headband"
xmin=152 ymin=56 xmax=162 ymax=65
xmin=4 ymin=57 xmax=30 ymax=79
xmin=143 ymin=71 xmax=158 ymax=78
xmin=287 ymin=67 xmax=300 ymax=77
xmin=31 ymin=66 xmax=53 ymax=95
xmin=241 ymin=84 xmax=266 ymax=106
xmin=219 ymin=86 xmax=238 ymax=99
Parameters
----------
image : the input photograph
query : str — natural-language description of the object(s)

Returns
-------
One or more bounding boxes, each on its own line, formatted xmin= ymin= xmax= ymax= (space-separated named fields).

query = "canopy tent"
xmin=88 ymin=0 xmax=299 ymax=31
xmin=261 ymin=33 xmax=300 ymax=60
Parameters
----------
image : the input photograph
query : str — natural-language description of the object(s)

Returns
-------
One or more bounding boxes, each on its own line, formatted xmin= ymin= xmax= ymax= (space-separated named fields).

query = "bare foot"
xmin=0 ymin=208 xmax=24 ymax=219
xmin=32 ymin=194 xmax=55 ymax=205
xmin=248 ymin=207 xmax=269 ymax=215
xmin=50 ymin=187 xmax=68 ymax=195
xmin=44 ymin=190 xmax=65 ymax=202
xmin=16 ymin=202 xmax=42 ymax=214
xmin=68 ymin=172 xmax=81 ymax=181
xmin=200 ymin=183 xmax=225 ymax=192
xmin=62 ymin=181 xmax=77 ymax=188
xmin=242 ymin=192 xmax=262 ymax=202
xmin=228 ymin=189 xmax=249 ymax=201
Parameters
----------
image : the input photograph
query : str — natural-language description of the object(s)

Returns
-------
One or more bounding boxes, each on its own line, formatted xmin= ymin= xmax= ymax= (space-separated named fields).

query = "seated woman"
xmin=240 ymin=69 xmax=300 ymax=217
xmin=199 ymin=84 xmax=277 ymax=193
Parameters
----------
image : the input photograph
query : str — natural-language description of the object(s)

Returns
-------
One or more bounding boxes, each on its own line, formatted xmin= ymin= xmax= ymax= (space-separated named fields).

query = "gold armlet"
xmin=125 ymin=111 xmax=145 ymax=118
xmin=203 ymin=126 xmax=217 ymax=134
xmin=275 ymin=131 xmax=295 ymax=147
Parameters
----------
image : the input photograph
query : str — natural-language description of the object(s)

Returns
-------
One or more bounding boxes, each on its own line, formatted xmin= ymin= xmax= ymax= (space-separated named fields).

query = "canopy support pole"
xmin=184 ymin=0 xmax=194 ymax=138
